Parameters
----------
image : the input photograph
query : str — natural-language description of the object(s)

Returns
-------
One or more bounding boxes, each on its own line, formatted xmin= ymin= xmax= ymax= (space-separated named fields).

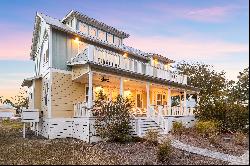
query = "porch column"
xmin=88 ymin=71 xmax=93 ymax=108
xmin=146 ymin=82 xmax=150 ymax=117
xmin=183 ymin=90 xmax=187 ymax=115
xmin=120 ymin=77 xmax=124 ymax=96
xmin=167 ymin=88 xmax=171 ymax=115
xmin=179 ymin=93 xmax=183 ymax=115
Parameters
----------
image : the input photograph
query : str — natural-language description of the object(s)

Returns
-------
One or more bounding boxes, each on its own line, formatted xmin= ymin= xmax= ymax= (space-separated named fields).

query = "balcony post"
xmin=167 ymin=88 xmax=171 ymax=115
xmin=183 ymin=90 xmax=187 ymax=115
xmin=87 ymin=45 xmax=94 ymax=61
xmin=88 ymin=71 xmax=93 ymax=109
xmin=120 ymin=77 xmax=124 ymax=96
xmin=146 ymin=82 xmax=150 ymax=117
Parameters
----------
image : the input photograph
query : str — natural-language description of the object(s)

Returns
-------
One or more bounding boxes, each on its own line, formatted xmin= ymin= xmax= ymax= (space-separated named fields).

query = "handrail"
xmin=71 ymin=45 xmax=188 ymax=85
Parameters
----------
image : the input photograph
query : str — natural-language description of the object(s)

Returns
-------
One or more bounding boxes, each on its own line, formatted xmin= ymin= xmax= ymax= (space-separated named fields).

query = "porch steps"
xmin=130 ymin=117 xmax=164 ymax=137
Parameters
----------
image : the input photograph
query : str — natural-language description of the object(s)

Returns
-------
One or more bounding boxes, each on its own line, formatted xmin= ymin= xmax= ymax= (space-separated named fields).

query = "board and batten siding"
xmin=51 ymin=72 xmax=85 ymax=118
xmin=52 ymin=29 xmax=78 ymax=70
xmin=34 ymin=79 xmax=42 ymax=111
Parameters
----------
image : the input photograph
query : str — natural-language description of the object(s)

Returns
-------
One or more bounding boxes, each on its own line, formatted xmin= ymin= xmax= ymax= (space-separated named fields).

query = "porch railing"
xmin=71 ymin=45 xmax=188 ymax=85
xmin=73 ymin=102 xmax=91 ymax=117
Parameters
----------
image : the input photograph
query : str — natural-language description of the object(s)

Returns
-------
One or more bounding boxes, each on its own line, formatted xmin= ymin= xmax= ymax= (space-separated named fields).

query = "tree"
xmin=176 ymin=62 xmax=249 ymax=132
xmin=176 ymin=61 xmax=228 ymax=107
xmin=3 ymin=87 xmax=28 ymax=114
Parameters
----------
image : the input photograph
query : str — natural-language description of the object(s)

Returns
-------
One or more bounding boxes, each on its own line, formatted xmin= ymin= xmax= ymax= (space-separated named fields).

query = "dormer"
xmin=61 ymin=10 xmax=129 ymax=46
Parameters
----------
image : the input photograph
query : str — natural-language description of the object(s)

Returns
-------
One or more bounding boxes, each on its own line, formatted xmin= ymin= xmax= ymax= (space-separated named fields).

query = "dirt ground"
xmin=0 ymin=119 xmax=228 ymax=165
xmin=172 ymin=127 xmax=249 ymax=157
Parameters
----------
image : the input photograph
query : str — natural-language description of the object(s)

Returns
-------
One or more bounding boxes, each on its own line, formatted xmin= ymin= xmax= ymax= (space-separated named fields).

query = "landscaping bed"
xmin=0 ymin=120 xmax=228 ymax=165
xmin=171 ymin=128 xmax=249 ymax=157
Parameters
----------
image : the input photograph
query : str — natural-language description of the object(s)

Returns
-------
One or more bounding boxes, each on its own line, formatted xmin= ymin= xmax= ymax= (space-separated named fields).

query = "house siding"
xmin=51 ymin=72 xmax=85 ymax=118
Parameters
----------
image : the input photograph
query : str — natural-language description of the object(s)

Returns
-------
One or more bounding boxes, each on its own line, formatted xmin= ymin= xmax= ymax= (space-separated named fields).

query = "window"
xmin=44 ymin=83 xmax=49 ymax=106
xmin=114 ymin=36 xmax=121 ymax=45
xmin=136 ymin=93 xmax=143 ymax=108
xmin=156 ymin=94 xmax=162 ymax=105
xmin=89 ymin=26 xmax=97 ymax=37
xmin=98 ymin=30 xmax=106 ymax=41
xmin=85 ymin=86 xmax=89 ymax=103
xmin=107 ymin=33 xmax=113 ymax=43
xmin=79 ymin=22 xmax=88 ymax=34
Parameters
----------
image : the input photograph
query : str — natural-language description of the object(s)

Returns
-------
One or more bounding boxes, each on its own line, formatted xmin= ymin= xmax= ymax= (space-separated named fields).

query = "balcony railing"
xmin=71 ymin=45 xmax=187 ymax=85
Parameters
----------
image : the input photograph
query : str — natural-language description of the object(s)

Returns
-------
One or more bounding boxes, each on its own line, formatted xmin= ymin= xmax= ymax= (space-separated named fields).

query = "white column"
xmin=88 ymin=71 xmax=93 ymax=108
xmin=179 ymin=93 xmax=182 ymax=115
xmin=146 ymin=82 xmax=150 ymax=117
xmin=88 ymin=45 xmax=94 ymax=61
xmin=23 ymin=123 xmax=26 ymax=138
xmin=167 ymin=88 xmax=171 ymax=115
xmin=183 ymin=91 xmax=187 ymax=115
xmin=120 ymin=77 xmax=124 ymax=96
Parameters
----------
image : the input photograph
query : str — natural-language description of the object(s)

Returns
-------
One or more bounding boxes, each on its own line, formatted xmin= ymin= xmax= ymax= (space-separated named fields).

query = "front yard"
xmin=1 ymin=119 xmax=246 ymax=165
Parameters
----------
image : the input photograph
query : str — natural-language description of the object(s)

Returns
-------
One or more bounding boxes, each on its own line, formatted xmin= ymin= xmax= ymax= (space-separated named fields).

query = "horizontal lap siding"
xmin=51 ymin=72 xmax=85 ymax=118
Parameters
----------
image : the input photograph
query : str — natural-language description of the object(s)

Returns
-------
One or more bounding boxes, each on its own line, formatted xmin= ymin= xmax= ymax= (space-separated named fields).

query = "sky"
xmin=0 ymin=0 xmax=249 ymax=99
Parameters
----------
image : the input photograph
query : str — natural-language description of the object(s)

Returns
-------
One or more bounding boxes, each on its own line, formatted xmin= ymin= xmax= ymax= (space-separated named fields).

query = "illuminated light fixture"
xmin=124 ymin=90 xmax=132 ymax=98
xmin=74 ymin=37 xmax=79 ymax=43
xmin=154 ymin=58 xmax=158 ymax=65
xmin=95 ymin=86 xmax=103 ymax=92
xmin=123 ymin=53 xmax=128 ymax=58
xmin=124 ymin=79 xmax=129 ymax=82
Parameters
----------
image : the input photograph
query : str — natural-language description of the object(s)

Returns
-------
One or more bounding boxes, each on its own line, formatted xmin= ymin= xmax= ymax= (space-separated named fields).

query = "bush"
xmin=157 ymin=139 xmax=172 ymax=163
xmin=144 ymin=129 xmax=159 ymax=145
xmin=93 ymin=91 xmax=134 ymax=143
xmin=197 ymin=101 xmax=249 ymax=133
xmin=172 ymin=121 xmax=184 ymax=134
xmin=234 ymin=132 xmax=246 ymax=145
xmin=195 ymin=120 xmax=219 ymax=137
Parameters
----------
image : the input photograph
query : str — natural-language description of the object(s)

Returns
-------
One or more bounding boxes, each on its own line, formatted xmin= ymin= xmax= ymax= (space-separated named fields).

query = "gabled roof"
xmin=61 ymin=10 xmax=130 ymax=39
xmin=22 ymin=75 xmax=42 ymax=87
xmin=30 ymin=11 xmax=175 ymax=64
xmin=31 ymin=12 xmax=148 ymax=60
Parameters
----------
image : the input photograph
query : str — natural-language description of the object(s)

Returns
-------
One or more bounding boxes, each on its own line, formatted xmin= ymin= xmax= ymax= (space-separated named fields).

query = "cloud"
xmin=124 ymin=35 xmax=249 ymax=80
xmin=149 ymin=4 xmax=245 ymax=23
xmin=125 ymin=35 xmax=249 ymax=61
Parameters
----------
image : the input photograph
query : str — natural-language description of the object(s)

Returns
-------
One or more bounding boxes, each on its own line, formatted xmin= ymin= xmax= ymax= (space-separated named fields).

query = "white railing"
xmin=71 ymin=45 xmax=188 ymax=85
xmin=73 ymin=102 xmax=91 ymax=117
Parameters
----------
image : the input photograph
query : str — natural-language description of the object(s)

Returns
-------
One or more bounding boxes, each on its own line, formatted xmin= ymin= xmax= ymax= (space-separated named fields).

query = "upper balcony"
xmin=69 ymin=45 xmax=187 ymax=85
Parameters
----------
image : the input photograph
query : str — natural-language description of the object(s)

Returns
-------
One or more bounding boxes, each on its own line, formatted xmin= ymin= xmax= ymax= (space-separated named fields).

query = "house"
xmin=22 ymin=10 xmax=200 ymax=142
xmin=0 ymin=104 xmax=16 ymax=119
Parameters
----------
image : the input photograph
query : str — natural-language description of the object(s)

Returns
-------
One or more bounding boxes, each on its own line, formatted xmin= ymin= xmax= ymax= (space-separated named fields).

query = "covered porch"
xmin=72 ymin=70 xmax=198 ymax=118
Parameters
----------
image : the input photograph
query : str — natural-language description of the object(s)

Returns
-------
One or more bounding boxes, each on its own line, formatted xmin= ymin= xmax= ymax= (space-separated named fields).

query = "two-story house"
xmin=22 ymin=10 xmax=199 ymax=143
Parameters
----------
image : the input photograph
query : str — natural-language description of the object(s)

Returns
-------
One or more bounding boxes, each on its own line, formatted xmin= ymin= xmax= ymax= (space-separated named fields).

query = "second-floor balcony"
xmin=70 ymin=45 xmax=188 ymax=85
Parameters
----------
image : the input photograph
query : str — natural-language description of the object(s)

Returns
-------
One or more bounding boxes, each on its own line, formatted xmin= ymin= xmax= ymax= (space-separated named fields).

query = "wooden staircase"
xmin=130 ymin=117 xmax=164 ymax=137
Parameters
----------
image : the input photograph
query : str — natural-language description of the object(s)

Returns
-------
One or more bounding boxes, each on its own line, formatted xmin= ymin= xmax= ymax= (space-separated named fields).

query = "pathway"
xmin=159 ymin=136 xmax=249 ymax=165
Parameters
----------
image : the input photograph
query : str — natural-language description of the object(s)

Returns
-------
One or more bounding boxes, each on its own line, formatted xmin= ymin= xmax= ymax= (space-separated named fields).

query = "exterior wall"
xmin=52 ymin=29 xmax=78 ymax=70
xmin=51 ymin=71 xmax=85 ymax=118
xmin=72 ymin=65 xmax=89 ymax=80
xmin=34 ymin=79 xmax=42 ymax=111
xmin=41 ymin=72 xmax=50 ymax=118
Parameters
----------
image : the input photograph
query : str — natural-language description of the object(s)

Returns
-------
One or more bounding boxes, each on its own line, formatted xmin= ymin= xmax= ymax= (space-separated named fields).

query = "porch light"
xmin=124 ymin=90 xmax=131 ymax=98
xmin=123 ymin=53 xmax=128 ymax=58
xmin=154 ymin=58 xmax=158 ymax=65
xmin=94 ymin=86 xmax=103 ymax=93
xmin=74 ymin=37 xmax=79 ymax=43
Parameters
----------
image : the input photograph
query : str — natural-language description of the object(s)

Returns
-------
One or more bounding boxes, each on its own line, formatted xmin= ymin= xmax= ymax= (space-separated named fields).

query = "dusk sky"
xmin=0 ymin=0 xmax=249 ymax=99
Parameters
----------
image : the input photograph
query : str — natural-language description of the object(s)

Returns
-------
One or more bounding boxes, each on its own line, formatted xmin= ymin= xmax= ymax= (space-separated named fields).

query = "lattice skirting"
xmin=36 ymin=117 xmax=101 ymax=143
xmin=164 ymin=116 xmax=196 ymax=133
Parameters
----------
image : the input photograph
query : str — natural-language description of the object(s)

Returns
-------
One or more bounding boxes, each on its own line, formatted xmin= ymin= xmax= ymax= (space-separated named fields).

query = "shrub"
xmin=197 ymin=101 xmax=249 ymax=133
xmin=93 ymin=91 xmax=134 ymax=143
xmin=157 ymin=139 xmax=172 ymax=163
xmin=172 ymin=121 xmax=184 ymax=134
xmin=195 ymin=120 xmax=219 ymax=137
xmin=234 ymin=132 xmax=246 ymax=145
xmin=144 ymin=129 xmax=159 ymax=145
